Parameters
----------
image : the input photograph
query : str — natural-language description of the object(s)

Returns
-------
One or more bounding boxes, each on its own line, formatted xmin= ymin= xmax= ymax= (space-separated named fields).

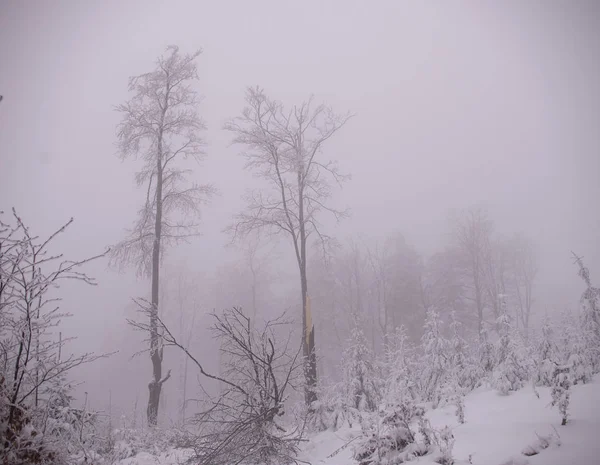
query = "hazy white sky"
xmin=1 ymin=0 xmax=599 ymax=411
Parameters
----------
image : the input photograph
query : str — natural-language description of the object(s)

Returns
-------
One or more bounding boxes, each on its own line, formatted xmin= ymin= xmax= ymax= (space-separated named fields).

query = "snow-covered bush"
xmin=420 ymin=421 xmax=455 ymax=465
xmin=354 ymin=401 xmax=428 ymax=465
xmin=521 ymin=430 xmax=561 ymax=456
xmin=354 ymin=392 xmax=455 ymax=465
xmin=440 ymin=377 xmax=465 ymax=425
xmin=0 ymin=210 xmax=106 ymax=465
xmin=550 ymin=363 xmax=571 ymax=426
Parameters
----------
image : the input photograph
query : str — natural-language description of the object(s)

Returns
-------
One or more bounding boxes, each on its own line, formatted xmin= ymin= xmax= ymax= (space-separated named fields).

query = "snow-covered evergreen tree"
xmin=384 ymin=325 xmax=417 ymax=404
xmin=440 ymin=313 xmax=476 ymax=423
xmin=478 ymin=328 xmax=495 ymax=379
xmin=492 ymin=304 xmax=529 ymax=395
xmin=573 ymin=254 xmax=600 ymax=374
xmin=419 ymin=309 xmax=448 ymax=407
xmin=558 ymin=310 xmax=593 ymax=385
xmin=342 ymin=320 xmax=380 ymax=412
xmin=307 ymin=380 xmax=355 ymax=432
xmin=534 ymin=316 xmax=558 ymax=387
xmin=448 ymin=312 xmax=480 ymax=391
xmin=550 ymin=363 xmax=571 ymax=426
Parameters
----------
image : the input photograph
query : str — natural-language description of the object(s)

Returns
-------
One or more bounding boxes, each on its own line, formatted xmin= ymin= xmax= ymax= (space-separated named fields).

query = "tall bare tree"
xmin=452 ymin=207 xmax=494 ymax=338
xmin=482 ymin=236 xmax=509 ymax=328
xmin=110 ymin=46 xmax=214 ymax=425
xmin=507 ymin=233 xmax=537 ymax=338
xmin=224 ymin=87 xmax=352 ymax=405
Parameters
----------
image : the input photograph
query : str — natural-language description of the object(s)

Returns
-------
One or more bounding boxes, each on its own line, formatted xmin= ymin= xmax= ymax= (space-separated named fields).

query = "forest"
xmin=1 ymin=2 xmax=599 ymax=465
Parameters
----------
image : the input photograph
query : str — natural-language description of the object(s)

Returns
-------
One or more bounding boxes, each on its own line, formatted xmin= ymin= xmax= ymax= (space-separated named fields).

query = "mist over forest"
xmin=1 ymin=2 xmax=599 ymax=465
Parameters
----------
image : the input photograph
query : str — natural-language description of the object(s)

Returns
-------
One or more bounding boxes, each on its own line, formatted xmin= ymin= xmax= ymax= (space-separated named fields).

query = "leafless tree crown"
xmin=224 ymin=86 xmax=352 ymax=252
xmin=110 ymin=45 xmax=215 ymax=276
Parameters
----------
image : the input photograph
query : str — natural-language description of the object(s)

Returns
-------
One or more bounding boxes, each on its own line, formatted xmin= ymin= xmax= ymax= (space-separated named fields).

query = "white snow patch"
xmin=115 ymin=375 xmax=600 ymax=465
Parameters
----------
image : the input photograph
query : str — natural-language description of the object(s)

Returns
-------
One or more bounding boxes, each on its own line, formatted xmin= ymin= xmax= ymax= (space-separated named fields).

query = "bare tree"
xmin=507 ymin=233 xmax=537 ymax=338
xmin=129 ymin=305 xmax=303 ymax=465
xmin=452 ymin=207 xmax=494 ymax=338
xmin=224 ymin=87 xmax=352 ymax=405
xmin=481 ymin=236 xmax=509 ymax=330
xmin=109 ymin=45 xmax=215 ymax=425
xmin=0 ymin=209 xmax=108 ymax=463
xmin=366 ymin=234 xmax=424 ymax=350
xmin=367 ymin=241 xmax=391 ymax=351
xmin=422 ymin=247 xmax=472 ymax=332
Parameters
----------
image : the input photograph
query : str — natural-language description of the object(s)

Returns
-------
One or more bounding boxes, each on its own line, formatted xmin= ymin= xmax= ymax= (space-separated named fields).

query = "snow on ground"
xmin=116 ymin=448 xmax=193 ymax=465
xmin=426 ymin=376 xmax=600 ymax=465
xmin=118 ymin=375 xmax=600 ymax=465
xmin=300 ymin=374 xmax=600 ymax=465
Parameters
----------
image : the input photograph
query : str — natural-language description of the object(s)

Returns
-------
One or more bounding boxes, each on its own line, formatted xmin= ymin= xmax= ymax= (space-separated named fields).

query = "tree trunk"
xmin=148 ymin=121 xmax=165 ymax=426
xmin=302 ymin=273 xmax=317 ymax=405
xmin=473 ymin=258 xmax=484 ymax=340
xmin=250 ymin=261 xmax=257 ymax=328
xmin=298 ymin=171 xmax=317 ymax=406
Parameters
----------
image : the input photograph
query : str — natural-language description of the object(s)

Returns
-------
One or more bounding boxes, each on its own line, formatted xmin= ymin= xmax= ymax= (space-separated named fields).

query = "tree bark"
xmin=148 ymin=106 xmax=167 ymax=426
xmin=298 ymin=169 xmax=317 ymax=405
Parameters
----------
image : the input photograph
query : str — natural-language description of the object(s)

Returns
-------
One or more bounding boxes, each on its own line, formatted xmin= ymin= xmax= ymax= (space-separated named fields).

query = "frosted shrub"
xmin=354 ymin=401 xmax=425 ymax=465
xmin=441 ymin=378 xmax=465 ymax=424
xmin=418 ymin=417 xmax=455 ymax=465
xmin=0 ymin=211 xmax=106 ymax=465
xmin=433 ymin=426 xmax=455 ymax=465
xmin=354 ymin=398 xmax=456 ymax=465
xmin=550 ymin=364 xmax=571 ymax=426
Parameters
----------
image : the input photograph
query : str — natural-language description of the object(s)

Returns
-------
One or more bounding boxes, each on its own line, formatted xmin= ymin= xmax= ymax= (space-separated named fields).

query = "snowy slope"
xmin=117 ymin=375 xmax=600 ymax=465
xmin=299 ymin=374 xmax=600 ymax=465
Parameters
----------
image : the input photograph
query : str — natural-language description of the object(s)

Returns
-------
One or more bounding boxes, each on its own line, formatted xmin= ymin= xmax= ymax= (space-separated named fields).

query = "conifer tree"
xmin=420 ymin=309 xmax=448 ymax=407
xmin=534 ymin=316 xmax=558 ymax=387
xmin=343 ymin=320 xmax=380 ymax=412
xmin=492 ymin=304 xmax=528 ymax=394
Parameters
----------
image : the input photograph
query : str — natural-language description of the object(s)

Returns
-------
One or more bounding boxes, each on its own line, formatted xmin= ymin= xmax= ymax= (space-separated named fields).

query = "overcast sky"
xmin=1 ymin=0 xmax=599 ymax=412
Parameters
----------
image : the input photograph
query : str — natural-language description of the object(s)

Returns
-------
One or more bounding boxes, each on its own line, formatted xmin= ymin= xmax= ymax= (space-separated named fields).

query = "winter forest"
xmin=1 ymin=2 xmax=600 ymax=465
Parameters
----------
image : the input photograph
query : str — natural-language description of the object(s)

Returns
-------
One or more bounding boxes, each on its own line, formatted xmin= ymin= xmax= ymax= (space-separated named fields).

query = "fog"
xmin=1 ymin=0 xmax=599 ymax=423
